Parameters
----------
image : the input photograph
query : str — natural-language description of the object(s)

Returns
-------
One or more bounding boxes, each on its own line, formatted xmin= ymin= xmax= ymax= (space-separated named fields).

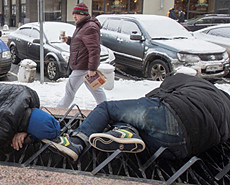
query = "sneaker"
xmin=42 ymin=136 xmax=83 ymax=162
xmin=89 ymin=128 xmax=145 ymax=153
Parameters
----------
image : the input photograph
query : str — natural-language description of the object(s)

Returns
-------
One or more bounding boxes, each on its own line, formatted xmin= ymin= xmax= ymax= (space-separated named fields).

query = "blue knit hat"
xmin=72 ymin=3 xmax=89 ymax=15
xmin=27 ymin=108 xmax=60 ymax=140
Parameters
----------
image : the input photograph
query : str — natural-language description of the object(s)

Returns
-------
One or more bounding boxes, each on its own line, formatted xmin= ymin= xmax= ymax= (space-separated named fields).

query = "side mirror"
xmin=33 ymin=39 xmax=40 ymax=44
xmin=0 ymin=31 xmax=2 ymax=37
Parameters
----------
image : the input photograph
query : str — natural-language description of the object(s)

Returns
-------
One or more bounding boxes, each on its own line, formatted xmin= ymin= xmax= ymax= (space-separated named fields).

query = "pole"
xmin=38 ymin=0 xmax=44 ymax=84
xmin=187 ymin=0 xmax=190 ymax=20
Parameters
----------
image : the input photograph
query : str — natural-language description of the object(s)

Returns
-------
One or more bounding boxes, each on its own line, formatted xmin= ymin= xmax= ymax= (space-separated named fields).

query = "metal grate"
xmin=1 ymin=105 xmax=230 ymax=185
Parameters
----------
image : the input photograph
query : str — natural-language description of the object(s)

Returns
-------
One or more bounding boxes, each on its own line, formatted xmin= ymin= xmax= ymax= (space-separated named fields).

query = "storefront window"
xmin=216 ymin=0 xmax=230 ymax=14
xmin=106 ymin=0 xmax=128 ymax=14
xmin=12 ymin=0 xmax=16 ymax=16
xmin=11 ymin=0 xmax=16 ymax=26
xmin=3 ymin=0 xmax=8 ymax=25
xmin=21 ymin=0 xmax=27 ymax=23
xmin=45 ymin=0 xmax=62 ymax=21
xmin=130 ymin=0 xmax=142 ymax=14
xmin=92 ymin=0 xmax=105 ymax=15
xmin=175 ymin=0 xmax=210 ymax=19
xmin=92 ymin=0 xmax=143 ymax=17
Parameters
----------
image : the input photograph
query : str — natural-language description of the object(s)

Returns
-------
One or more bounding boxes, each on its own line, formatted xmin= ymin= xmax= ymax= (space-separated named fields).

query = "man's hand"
xmin=88 ymin=70 xmax=96 ymax=77
xmin=11 ymin=132 xmax=27 ymax=151
xmin=59 ymin=36 xmax=68 ymax=43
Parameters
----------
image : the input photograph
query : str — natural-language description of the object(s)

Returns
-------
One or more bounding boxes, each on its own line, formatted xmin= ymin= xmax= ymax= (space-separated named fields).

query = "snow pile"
xmin=1 ymin=77 xmax=229 ymax=110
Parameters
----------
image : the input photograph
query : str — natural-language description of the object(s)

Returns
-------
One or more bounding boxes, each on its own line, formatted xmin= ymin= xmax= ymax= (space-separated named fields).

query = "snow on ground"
xmin=1 ymin=77 xmax=230 ymax=110
xmin=0 ymin=78 xmax=161 ymax=110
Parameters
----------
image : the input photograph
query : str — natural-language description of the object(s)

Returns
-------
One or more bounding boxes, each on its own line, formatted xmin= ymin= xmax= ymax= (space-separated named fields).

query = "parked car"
xmin=193 ymin=24 xmax=230 ymax=56
xmin=7 ymin=22 xmax=115 ymax=80
xmin=0 ymin=31 xmax=12 ymax=78
xmin=181 ymin=14 xmax=230 ymax=31
xmin=97 ymin=14 xmax=229 ymax=81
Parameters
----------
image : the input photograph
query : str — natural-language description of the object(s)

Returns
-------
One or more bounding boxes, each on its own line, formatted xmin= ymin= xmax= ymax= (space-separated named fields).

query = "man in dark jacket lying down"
xmin=0 ymin=83 xmax=60 ymax=152
xmin=43 ymin=73 xmax=230 ymax=162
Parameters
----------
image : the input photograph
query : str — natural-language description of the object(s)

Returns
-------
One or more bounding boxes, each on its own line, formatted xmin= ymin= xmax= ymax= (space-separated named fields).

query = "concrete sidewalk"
xmin=0 ymin=162 xmax=164 ymax=185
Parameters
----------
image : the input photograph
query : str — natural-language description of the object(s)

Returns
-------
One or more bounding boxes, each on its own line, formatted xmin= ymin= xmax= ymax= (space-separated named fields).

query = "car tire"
xmin=10 ymin=46 xmax=21 ymax=64
xmin=147 ymin=59 xmax=169 ymax=81
xmin=46 ymin=58 xmax=60 ymax=81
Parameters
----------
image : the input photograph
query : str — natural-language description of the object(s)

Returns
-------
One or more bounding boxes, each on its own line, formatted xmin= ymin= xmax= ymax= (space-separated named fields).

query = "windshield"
xmin=138 ymin=16 xmax=193 ymax=39
xmin=44 ymin=22 xmax=75 ymax=42
xmin=186 ymin=16 xmax=202 ymax=24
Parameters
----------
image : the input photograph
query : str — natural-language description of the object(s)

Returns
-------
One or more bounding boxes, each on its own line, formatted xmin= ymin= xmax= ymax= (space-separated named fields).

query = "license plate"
xmin=206 ymin=65 xmax=223 ymax=72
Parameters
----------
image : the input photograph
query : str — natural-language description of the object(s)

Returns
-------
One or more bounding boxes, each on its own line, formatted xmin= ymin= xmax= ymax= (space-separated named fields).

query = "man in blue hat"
xmin=0 ymin=83 xmax=60 ymax=152
xmin=11 ymin=108 xmax=60 ymax=151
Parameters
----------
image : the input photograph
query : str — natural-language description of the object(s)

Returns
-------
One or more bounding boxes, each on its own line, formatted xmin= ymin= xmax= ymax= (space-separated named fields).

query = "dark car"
xmin=7 ymin=22 xmax=115 ymax=80
xmin=0 ymin=31 xmax=12 ymax=78
xmin=97 ymin=14 xmax=229 ymax=81
xmin=181 ymin=14 xmax=230 ymax=31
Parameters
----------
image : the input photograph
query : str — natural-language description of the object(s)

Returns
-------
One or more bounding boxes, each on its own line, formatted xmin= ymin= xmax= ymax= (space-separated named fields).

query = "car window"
xmin=207 ymin=27 xmax=230 ymax=38
xmin=44 ymin=22 xmax=75 ymax=42
xmin=96 ymin=15 xmax=107 ymax=26
xmin=17 ymin=27 xmax=32 ymax=36
xmin=30 ymin=28 xmax=40 ymax=39
xmin=196 ymin=18 xmax=212 ymax=24
xmin=106 ymin=19 xmax=120 ymax=32
xmin=213 ymin=18 xmax=227 ymax=23
xmin=120 ymin=21 xmax=141 ymax=35
xmin=139 ymin=17 xmax=192 ymax=39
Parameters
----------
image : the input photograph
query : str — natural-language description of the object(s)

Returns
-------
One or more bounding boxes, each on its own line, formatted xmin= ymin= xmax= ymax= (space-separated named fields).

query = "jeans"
xmin=73 ymin=97 xmax=188 ymax=159
xmin=57 ymin=70 xmax=107 ymax=108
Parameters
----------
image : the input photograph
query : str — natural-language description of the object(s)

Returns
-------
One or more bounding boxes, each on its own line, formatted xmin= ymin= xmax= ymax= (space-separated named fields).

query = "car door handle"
xmin=117 ymin=38 xmax=123 ymax=42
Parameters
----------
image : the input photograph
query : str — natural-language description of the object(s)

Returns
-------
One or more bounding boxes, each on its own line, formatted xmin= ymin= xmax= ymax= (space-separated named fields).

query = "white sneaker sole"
xmin=89 ymin=133 xmax=145 ymax=153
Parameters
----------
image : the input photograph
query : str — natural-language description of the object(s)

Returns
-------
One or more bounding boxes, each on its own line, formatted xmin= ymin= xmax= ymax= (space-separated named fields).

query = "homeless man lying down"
xmin=35 ymin=73 xmax=230 ymax=161
xmin=1 ymin=73 xmax=230 ymax=162
xmin=0 ymin=83 xmax=60 ymax=152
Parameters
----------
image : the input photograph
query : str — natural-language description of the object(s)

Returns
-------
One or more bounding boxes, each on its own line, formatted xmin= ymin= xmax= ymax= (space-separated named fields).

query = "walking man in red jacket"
xmin=57 ymin=3 xmax=107 ymax=108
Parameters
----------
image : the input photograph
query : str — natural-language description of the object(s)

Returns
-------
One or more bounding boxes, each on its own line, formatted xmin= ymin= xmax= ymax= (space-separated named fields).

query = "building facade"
xmin=0 ymin=0 xmax=229 ymax=27
xmin=66 ymin=0 xmax=174 ymax=23
xmin=175 ymin=0 xmax=230 ymax=19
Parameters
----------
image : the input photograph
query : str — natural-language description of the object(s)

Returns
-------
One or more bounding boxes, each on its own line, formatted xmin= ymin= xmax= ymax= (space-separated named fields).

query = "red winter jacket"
xmin=67 ymin=15 xmax=101 ymax=71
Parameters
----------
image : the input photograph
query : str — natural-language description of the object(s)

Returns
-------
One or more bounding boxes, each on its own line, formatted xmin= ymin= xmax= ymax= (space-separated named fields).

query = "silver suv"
xmin=97 ymin=14 xmax=229 ymax=81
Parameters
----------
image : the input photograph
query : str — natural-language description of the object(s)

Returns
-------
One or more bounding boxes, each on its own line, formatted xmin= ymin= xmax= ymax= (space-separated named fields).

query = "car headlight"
xmin=223 ymin=51 xmax=229 ymax=60
xmin=2 ymin=50 xmax=11 ymax=59
xmin=177 ymin=53 xmax=200 ymax=63
xmin=61 ymin=52 xmax=70 ymax=62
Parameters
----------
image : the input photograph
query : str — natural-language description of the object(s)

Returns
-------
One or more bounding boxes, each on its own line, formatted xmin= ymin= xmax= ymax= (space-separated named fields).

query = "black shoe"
xmin=42 ymin=135 xmax=83 ymax=161
xmin=89 ymin=128 xmax=145 ymax=153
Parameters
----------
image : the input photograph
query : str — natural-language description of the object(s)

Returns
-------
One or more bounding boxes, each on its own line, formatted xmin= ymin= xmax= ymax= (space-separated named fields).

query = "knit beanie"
xmin=27 ymin=108 xmax=60 ymax=140
xmin=72 ymin=3 xmax=89 ymax=15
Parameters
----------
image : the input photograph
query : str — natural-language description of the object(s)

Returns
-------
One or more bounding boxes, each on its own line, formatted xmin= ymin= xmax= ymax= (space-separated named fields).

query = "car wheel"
xmin=46 ymin=58 xmax=60 ymax=81
xmin=147 ymin=59 xmax=169 ymax=81
xmin=10 ymin=46 xmax=20 ymax=64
